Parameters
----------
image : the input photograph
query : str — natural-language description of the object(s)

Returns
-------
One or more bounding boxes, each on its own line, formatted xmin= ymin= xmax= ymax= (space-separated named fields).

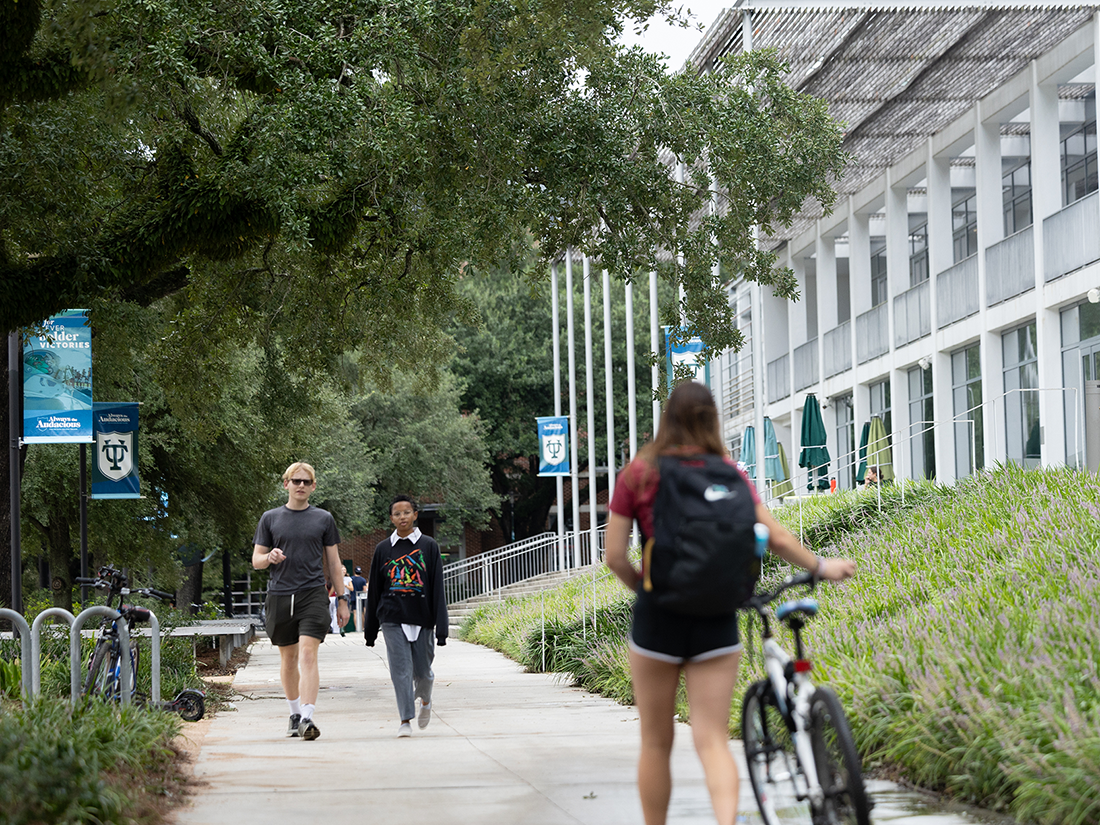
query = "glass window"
xmin=1062 ymin=93 xmax=1098 ymax=206
xmin=1002 ymin=160 xmax=1032 ymax=235
xmin=952 ymin=345 xmax=984 ymax=478
xmin=1003 ymin=323 xmax=1040 ymax=468
xmin=834 ymin=394 xmax=856 ymax=490
xmin=908 ymin=364 xmax=935 ymax=480
xmin=952 ymin=190 xmax=978 ymax=263
xmin=837 ymin=256 xmax=851 ymax=323
xmin=909 ymin=215 xmax=928 ymax=286
xmin=870 ymin=238 xmax=888 ymax=307
xmin=869 ymin=377 xmax=892 ymax=437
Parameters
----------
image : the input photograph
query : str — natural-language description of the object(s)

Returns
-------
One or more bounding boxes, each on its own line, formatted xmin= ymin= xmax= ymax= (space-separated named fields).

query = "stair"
xmin=447 ymin=565 xmax=601 ymax=635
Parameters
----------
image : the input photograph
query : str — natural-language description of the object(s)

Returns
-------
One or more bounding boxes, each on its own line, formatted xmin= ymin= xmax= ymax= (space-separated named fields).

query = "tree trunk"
xmin=47 ymin=516 xmax=74 ymax=613
xmin=177 ymin=562 xmax=203 ymax=614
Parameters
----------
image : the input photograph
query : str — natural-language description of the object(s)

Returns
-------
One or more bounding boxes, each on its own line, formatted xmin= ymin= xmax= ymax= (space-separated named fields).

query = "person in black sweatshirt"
xmin=364 ymin=495 xmax=448 ymax=737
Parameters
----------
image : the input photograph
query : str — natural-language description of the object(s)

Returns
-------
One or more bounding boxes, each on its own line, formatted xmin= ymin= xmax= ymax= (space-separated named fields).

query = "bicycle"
xmin=741 ymin=570 xmax=870 ymax=825
xmin=76 ymin=565 xmax=206 ymax=721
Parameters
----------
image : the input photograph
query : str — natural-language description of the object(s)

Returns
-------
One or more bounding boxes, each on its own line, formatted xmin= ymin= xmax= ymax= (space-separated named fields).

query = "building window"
xmin=834 ymin=394 xmax=856 ymax=490
xmin=1062 ymin=106 xmax=1097 ymax=206
xmin=909 ymin=216 xmax=928 ymax=286
xmin=1002 ymin=160 xmax=1032 ymax=235
xmin=908 ymin=364 xmax=935 ymax=480
xmin=952 ymin=191 xmax=978 ymax=263
xmin=869 ymin=378 xmax=892 ymax=436
xmin=724 ymin=293 xmax=753 ymax=421
xmin=870 ymin=238 xmax=888 ymax=307
xmin=1003 ymin=323 xmax=1040 ymax=468
xmin=952 ymin=344 xmax=984 ymax=478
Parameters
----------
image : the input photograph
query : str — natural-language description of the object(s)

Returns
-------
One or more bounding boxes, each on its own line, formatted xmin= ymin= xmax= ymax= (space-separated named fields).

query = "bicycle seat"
xmin=776 ymin=598 xmax=818 ymax=622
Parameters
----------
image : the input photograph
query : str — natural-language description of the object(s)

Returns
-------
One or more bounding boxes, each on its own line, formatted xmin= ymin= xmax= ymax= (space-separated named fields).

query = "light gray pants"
xmin=381 ymin=623 xmax=435 ymax=722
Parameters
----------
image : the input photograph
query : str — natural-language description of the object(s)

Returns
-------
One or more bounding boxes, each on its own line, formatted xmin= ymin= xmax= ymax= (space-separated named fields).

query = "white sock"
xmin=301 ymin=703 xmax=316 ymax=721
xmin=288 ymin=698 xmax=301 ymax=716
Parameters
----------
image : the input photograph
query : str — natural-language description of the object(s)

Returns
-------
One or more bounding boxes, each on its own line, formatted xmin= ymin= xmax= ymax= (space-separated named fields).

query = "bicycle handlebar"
xmin=745 ymin=570 xmax=816 ymax=613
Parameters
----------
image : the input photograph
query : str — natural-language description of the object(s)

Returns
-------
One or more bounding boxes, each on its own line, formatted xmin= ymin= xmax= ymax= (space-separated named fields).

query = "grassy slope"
xmin=460 ymin=466 xmax=1100 ymax=825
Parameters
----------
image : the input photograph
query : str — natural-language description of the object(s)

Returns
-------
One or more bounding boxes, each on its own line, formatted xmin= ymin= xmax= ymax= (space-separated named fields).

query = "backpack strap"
xmin=642 ymin=537 xmax=655 ymax=592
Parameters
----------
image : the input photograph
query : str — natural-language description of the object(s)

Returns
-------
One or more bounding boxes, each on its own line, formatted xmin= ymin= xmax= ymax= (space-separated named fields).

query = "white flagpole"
xmin=650 ymin=270 xmax=661 ymax=437
xmin=625 ymin=281 xmax=638 ymax=459
xmin=603 ymin=267 xmax=616 ymax=507
xmin=584 ymin=256 xmax=598 ymax=566
xmin=566 ymin=251 xmax=581 ymax=569
xmin=551 ymin=262 xmax=565 ymax=571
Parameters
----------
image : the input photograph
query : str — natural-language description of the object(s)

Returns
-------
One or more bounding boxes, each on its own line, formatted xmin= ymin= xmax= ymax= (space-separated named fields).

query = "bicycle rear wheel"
xmin=809 ymin=686 xmax=871 ymax=825
xmin=83 ymin=640 xmax=113 ymax=697
xmin=742 ymin=680 xmax=812 ymax=825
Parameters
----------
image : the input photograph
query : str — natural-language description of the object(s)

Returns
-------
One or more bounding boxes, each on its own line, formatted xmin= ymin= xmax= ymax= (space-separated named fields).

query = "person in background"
xmin=864 ymin=465 xmax=880 ymax=487
xmin=365 ymin=495 xmax=448 ymax=737
xmin=252 ymin=462 xmax=348 ymax=741
xmin=350 ymin=566 xmax=368 ymax=631
xmin=604 ymin=382 xmax=856 ymax=825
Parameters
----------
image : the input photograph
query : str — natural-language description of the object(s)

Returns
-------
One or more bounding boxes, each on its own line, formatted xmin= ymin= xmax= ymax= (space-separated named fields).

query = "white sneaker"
xmin=417 ymin=700 xmax=431 ymax=729
xmin=397 ymin=722 xmax=412 ymax=738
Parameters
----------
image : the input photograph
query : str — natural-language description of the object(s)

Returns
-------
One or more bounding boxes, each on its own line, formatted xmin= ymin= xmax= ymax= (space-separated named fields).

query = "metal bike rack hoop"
xmin=0 ymin=608 xmax=32 ymax=699
xmin=31 ymin=608 xmax=75 ymax=698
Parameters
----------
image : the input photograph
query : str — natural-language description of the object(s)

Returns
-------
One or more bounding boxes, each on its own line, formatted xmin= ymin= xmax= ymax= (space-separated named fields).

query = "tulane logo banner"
xmin=91 ymin=403 xmax=141 ymax=499
xmin=23 ymin=309 xmax=93 ymax=443
xmin=536 ymin=416 xmax=570 ymax=476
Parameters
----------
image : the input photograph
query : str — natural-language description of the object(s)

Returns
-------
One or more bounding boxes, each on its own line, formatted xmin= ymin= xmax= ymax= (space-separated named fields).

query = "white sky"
xmin=617 ymin=2 xmax=731 ymax=72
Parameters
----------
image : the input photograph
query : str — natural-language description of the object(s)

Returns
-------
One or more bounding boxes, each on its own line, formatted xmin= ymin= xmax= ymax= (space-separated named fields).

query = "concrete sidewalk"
xmin=173 ymin=634 xmax=998 ymax=825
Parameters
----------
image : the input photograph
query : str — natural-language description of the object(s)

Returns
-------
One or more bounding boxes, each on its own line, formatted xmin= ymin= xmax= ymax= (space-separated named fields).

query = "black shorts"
xmin=629 ymin=593 xmax=741 ymax=664
xmin=265 ymin=585 xmax=330 ymax=646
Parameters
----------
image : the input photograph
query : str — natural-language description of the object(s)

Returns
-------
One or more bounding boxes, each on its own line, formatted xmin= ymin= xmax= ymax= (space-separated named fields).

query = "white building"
xmin=700 ymin=1 xmax=1100 ymax=491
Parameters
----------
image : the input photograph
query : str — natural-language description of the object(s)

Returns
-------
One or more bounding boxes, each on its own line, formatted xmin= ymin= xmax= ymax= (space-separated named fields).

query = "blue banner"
xmin=664 ymin=326 xmax=710 ymax=389
xmin=23 ymin=309 xmax=93 ymax=443
xmin=537 ymin=416 xmax=570 ymax=476
xmin=91 ymin=402 xmax=141 ymax=499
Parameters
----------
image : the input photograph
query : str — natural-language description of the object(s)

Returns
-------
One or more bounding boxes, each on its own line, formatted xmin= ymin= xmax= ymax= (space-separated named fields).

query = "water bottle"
xmin=754 ymin=523 xmax=769 ymax=559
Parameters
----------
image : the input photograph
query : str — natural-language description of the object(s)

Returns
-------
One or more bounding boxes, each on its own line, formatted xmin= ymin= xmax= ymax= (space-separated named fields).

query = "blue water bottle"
xmin=754 ymin=523 xmax=769 ymax=559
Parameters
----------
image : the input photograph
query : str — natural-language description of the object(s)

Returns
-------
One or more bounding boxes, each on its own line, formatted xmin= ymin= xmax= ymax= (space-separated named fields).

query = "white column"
xmin=1032 ymin=60 xmax=1066 ymax=466
xmin=584 ymin=257 xmax=598 ymax=565
xmin=626 ymin=282 xmax=638 ymax=458
xmin=926 ymin=143 xmax=952 ymax=478
xmin=974 ymin=100 xmax=1001 ymax=476
xmin=551 ymin=263 xmax=565 ymax=571
xmin=566 ymin=252 xmax=581 ymax=568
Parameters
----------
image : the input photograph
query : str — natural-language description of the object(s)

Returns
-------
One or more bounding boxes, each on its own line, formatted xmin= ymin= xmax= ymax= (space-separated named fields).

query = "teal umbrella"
xmin=855 ymin=421 xmax=870 ymax=483
xmin=798 ymin=394 xmax=830 ymax=491
xmin=763 ymin=417 xmax=784 ymax=482
xmin=740 ymin=425 xmax=757 ymax=481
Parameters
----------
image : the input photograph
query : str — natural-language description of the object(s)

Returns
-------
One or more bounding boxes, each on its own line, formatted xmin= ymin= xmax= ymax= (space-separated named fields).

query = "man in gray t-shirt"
xmin=252 ymin=462 xmax=348 ymax=741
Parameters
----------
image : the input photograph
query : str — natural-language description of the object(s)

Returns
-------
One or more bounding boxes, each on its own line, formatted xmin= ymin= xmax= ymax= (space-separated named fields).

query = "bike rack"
xmin=30 ymin=608 xmax=74 ymax=696
xmin=0 ymin=608 xmax=33 ymax=699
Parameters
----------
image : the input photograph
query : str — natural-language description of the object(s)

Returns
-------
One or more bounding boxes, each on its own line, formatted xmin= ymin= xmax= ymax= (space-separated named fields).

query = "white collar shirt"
xmin=389 ymin=527 xmax=422 ymax=546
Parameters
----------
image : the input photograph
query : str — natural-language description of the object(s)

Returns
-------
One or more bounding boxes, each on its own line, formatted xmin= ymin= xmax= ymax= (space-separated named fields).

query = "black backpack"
xmin=642 ymin=454 xmax=761 ymax=616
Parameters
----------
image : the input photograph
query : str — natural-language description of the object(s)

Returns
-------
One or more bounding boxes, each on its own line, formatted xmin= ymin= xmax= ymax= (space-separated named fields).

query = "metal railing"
xmin=1044 ymin=191 xmax=1099 ymax=282
xmin=986 ymin=226 xmax=1034 ymax=306
xmin=443 ymin=527 xmax=606 ymax=605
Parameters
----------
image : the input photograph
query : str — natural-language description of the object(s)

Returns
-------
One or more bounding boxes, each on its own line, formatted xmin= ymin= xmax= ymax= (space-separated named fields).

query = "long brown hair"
xmin=638 ymin=381 xmax=727 ymax=465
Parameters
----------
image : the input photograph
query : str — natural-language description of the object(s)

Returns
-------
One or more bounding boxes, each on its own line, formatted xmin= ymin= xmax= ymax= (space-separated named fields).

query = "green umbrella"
xmin=855 ymin=420 xmax=870 ymax=483
xmin=867 ymin=415 xmax=894 ymax=482
xmin=799 ymin=394 xmax=830 ymax=492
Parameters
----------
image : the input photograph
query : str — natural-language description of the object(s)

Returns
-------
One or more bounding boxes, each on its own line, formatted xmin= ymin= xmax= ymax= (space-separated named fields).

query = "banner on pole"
xmin=536 ymin=416 xmax=570 ymax=476
xmin=23 ymin=309 xmax=93 ymax=443
xmin=91 ymin=402 xmax=141 ymax=499
xmin=665 ymin=327 xmax=709 ymax=389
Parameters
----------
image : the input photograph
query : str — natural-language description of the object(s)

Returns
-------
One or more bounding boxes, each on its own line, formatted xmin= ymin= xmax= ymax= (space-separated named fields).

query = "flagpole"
xmin=603 ymin=267 xmax=615 ymax=506
xmin=650 ymin=271 xmax=660 ymax=437
xmin=551 ymin=263 xmax=565 ymax=572
xmin=584 ymin=256 xmax=598 ymax=566
xmin=566 ymin=251 xmax=581 ymax=569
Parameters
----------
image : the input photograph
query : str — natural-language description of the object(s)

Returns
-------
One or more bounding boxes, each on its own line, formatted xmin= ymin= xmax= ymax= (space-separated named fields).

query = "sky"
xmin=617 ymin=2 xmax=732 ymax=72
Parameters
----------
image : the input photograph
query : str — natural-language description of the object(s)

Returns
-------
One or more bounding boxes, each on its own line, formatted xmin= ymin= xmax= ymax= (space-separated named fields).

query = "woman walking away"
xmin=604 ymin=382 xmax=855 ymax=825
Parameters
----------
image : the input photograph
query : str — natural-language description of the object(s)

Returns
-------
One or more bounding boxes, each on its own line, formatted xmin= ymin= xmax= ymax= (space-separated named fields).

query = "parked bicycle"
xmin=76 ymin=565 xmax=205 ymax=721
xmin=741 ymin=571 xmax=870 ymax=825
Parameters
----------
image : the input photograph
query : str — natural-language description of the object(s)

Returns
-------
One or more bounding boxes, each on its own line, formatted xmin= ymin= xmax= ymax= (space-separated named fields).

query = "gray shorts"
xmin=265 ymin=585 xmax=330 ymax=646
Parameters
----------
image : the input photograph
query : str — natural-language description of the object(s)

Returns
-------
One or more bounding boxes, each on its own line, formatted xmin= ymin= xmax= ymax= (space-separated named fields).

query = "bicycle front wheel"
xmin=83 ymin=640 xmax=113 ymax=697
xmin=809 ymin=686 xmax=871 ymax=825
xmin=742 ymin=680 xmax=812 ymax=825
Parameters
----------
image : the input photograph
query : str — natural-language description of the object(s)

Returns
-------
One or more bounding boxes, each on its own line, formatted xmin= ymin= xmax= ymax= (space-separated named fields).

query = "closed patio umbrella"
xmin=855 ymin=420 xmax=870 ymax=483
xmin=771 ymin=442 xmax=794 ymax=499
xmin=763 ymin=417 xmax=784 ymax=483
xmin=867 ymin=415 xmax=895 ymax=482
xmin=798 ymin=394 xmax=830 ymax=492
xmin=740 ymin=425 xmax=757 ymax=481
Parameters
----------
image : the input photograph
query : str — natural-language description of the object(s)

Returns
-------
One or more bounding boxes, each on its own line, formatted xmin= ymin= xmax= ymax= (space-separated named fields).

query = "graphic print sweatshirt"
xmin=364 ymin=533 xmax=448 ymax=646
